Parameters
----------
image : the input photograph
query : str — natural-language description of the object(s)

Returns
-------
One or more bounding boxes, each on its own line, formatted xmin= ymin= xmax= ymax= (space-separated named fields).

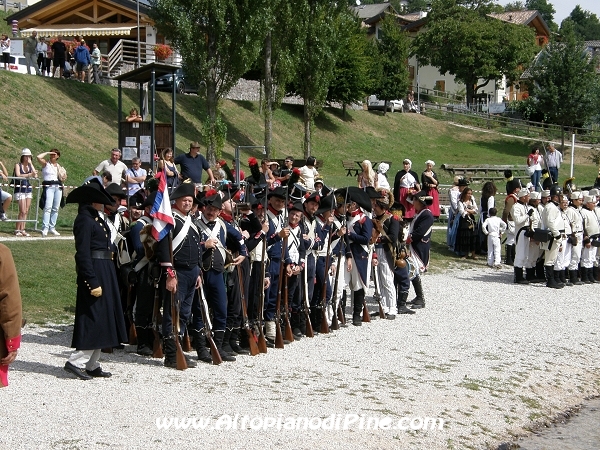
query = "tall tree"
xmin=564 ymin=6 xmax=600 ymax=41
xmin=150 ymin=0 xmax=269 ymax=163
xmin=528 ymin=20 xmax=600 ymax=143
xmin=326 ymin=10 xmax=372 ymax=116
xmin=504 ymin=1 xmax=526 ymax=12
xmin=525 ymin=0 xmax=556 ymax=31
xmin=371 ymin=15 xmax=411 ymax=115
xmin=261 ymin=0 xmax=300 ymax=158
xmin=293 ymin=0 xmax=348 ymax=159
xmin=411 ymin=0 xmax=538 ymax=106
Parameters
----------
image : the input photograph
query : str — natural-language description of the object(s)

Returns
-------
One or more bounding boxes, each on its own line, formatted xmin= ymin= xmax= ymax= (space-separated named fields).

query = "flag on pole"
xmin=150 ymin=170 xmax=174 ymax=241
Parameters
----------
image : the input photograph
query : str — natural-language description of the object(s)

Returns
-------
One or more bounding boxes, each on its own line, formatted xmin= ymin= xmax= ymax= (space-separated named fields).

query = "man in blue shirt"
xmin=174 ymin=142 xmax=215 ymax=187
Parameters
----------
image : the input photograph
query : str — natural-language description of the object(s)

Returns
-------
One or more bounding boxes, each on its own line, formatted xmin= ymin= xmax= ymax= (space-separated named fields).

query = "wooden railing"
xmin=104 ymin=40 xmax=182 ymax=77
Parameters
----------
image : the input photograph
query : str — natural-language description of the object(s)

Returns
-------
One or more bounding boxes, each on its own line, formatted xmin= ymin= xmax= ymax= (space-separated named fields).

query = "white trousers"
xmin=514 ymin=232 xmax=530 ymax=268
xmin=581 ymin=246 xmax=598 ymax=268
xmin=67 ymin=349 xmax=101 ymax=371
xmin=554 ymin=241 xmax=572 ymax=270
xmin=487 ymin=235 xmax=501 ymax=266
xmin=526 ymin=242 xmax=544 ymax=269
xmin=568 ymin=234 xmax=583 ymax=270
xmin=374 ymin=248 xmax=396 ymax=314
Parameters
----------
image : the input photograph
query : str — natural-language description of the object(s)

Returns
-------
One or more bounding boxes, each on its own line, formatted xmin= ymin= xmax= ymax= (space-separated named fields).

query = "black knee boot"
xmin=136 ymin=327 xmax=153 ymax=356
xmin=397 ymin=290 xmax=415 ymax=315
xmin=545 ymin=266 xmax=563 ymax=289
xmin=352 ymin=289 xmax=364 ymax=326
xmin=229 ymin=328 xmax=250 ymax=355
xmin=193 ymin=330 xmax=213 ymax=363
xmin=411 ymin=276 xmax=425 ymax=309
xmin=213 ymin=330 xmax=236 ymax=361
xmin=570 ymin=269 xmax=584 ymax=285
xmin=505 ymin=245 xmax=514 ymax=266
xmin=163 ymin=338 xmax=177 ymax=368
xmin=560 ymin=269 xmax=572 ymax=286
xmin=514 ymin=267 xmax=529 ymax=284
xmin=221 ymin=328 xmax=235 ymax=355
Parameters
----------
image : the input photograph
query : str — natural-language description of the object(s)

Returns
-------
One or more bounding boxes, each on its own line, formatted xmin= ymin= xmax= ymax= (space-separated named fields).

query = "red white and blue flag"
xmin=150 ymin=170 xmax=174 ymax=241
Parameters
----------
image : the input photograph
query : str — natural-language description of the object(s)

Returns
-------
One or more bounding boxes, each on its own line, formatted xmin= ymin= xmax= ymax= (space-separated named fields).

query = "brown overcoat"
xmin=0 ymin=243 xmax=23 ymax=387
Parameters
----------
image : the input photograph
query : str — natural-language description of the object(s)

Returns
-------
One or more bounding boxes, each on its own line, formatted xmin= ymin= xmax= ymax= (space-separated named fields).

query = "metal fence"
xmin=1 ymin=176 xmax=42 ymax=233
xmin=422 ymin=102 xmax=600 ymax=147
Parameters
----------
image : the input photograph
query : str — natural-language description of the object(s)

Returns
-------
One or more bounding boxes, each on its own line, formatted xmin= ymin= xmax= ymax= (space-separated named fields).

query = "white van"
xmin=367 ymin=95 xmax=404 ymax=113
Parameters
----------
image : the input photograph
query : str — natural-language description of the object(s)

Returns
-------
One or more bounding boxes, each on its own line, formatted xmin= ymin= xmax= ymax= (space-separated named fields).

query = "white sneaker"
xmin=49 ymin=229 xmax=60 ymax=236
xmin=0 ymin=213 xmax=7 ymax=221
xmin=42 ymin=229 xmax=48 ymax=237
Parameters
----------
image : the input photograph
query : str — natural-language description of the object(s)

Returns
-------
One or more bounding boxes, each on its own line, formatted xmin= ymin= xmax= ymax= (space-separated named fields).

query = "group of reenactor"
xmin=99 ymin=168 xmax=435 ymax=369
xmin=503 ymin=179 xmax=600 ymax=289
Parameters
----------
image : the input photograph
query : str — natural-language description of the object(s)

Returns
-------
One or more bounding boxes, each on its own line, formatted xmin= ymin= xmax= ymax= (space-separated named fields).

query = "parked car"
xmin=367 ymin=95 xmax=404 ymax=113
xmin=154 ymin=68 xmax=198 ymax=94
xmin=8 ymin=55 xmax=27 ymax=74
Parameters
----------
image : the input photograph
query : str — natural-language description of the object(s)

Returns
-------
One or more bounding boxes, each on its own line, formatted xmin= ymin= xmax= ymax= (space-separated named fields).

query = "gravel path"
xmin=1 ymin=266 xmax=599 ymax=450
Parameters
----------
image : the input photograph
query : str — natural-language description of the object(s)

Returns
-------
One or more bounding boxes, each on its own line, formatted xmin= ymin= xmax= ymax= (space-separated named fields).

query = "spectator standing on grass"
xmin=545 ymin=144 xmax=562 ymax=184
xmin=455 ymin=187 xmax=478 ymax=259
xmin=51 ymin=36 xmax=67 ymax=78
xmin=74 ymin=40 xmax=91 ymax=83
xmin=0 ymin=34 xmax=10 ymax=71
xmin=37 ymin=149 xmax=66 ymax=237
xmin=478 ymin=181 xmax=497 ymax=254
xmin=357 ymin=160 xmax=378 ymax=189
xmin=376 ymin=162 xmax=390 ymax=190
xmin=13 ymin=148 xmax=38 ymax=237
xmin=299 ymin=156 xmax=319 ymax=191
xmin=174 ymin=141 xmax=215 ymax=188
xmin=481 ymin=207 xmax=506 ymax=268
xmin=0 ymin=161 xmax=12 ymax=221
xmin=93 ymin=148 xmax=128 ymax=187
xmin=24 ymin=31 xmax=42 ymax=76
xmin=527 ymin=147 xmax=543 ymax=191
xmin=125 ymin=157 xmax=146 ymax=197
xmin=394 ymin=159 xmax=420 ymax=221
xmin=421 ymin=160 xmax=439 ymax=219
xmin=91 ymin=43 xmax=101 ymax=84
xmin=157 ymin=148 xmax=179 ymax=193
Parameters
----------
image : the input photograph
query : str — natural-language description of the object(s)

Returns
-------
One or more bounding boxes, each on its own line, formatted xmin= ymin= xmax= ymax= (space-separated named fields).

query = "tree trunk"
xmin=303 ymin=103 xmax=311 ymax=159
xmin=383 ymin=100 xmax=388 ymax=117
xmin=561 ymin=124 xmax=565 ymax=150
xmin=465 ymin=80 xmax=476 ymax=109
xmin=263 ymin=33 xmax=273 ymax=159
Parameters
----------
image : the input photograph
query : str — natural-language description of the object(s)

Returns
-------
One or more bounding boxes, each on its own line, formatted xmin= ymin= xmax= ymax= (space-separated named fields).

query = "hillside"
xmin=0 ymin=69 xmax=597 ymax=231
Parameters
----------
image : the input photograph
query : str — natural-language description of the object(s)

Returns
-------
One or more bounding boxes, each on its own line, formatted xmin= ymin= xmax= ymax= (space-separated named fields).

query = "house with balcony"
xmin=5 ymin=0 xmax=178 ymax=77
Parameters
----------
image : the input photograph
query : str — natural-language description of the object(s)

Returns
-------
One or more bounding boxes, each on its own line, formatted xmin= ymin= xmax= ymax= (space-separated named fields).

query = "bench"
xmin=441 ymin=164 xmax=529 ymax=183
xmin=342 ymin=160 xmax=393 ymax=177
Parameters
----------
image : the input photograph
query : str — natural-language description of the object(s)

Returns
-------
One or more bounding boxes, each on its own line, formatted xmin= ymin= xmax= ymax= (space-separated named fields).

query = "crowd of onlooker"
xmin=0 ymin=32 xmax=101 ymax=83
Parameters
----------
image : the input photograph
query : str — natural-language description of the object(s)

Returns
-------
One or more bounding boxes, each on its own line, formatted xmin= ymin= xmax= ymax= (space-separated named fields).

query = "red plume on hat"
xmin=248 ymin=157 xmax=261 ymax=182
xmin=219 ymin=159 xmax=234 ymax=182
xmin=205 ymin=189 xmax=218 ymax=197
xmin=289 ymin=168 xmax=301 ymax=186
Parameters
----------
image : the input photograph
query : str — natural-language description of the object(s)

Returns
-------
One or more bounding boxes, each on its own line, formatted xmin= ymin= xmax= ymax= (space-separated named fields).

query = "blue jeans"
xmin=42 ymin=185 xmax=62 ymax=230
xmin=548 ymin=167 xmax=558 ymax=184
xmin=530 ymin=170 xmax=542 ymax=191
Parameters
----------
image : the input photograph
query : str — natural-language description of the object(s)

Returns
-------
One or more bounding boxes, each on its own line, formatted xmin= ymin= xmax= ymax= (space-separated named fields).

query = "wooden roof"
xmin=6 ymin=0 xmax=153 ymax=32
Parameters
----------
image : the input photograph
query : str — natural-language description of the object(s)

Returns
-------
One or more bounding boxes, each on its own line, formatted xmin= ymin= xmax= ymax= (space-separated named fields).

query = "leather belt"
xmin=91 ymin=251 xmax=114 ymax=260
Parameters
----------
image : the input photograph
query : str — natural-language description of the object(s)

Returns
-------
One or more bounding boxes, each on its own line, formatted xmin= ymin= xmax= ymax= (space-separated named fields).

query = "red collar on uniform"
xmin=268 ymin=206 xmax=282 ymax=215
xmin=350 ymin=209 xmax=362 ymax=217
xmin=220 ymin=212 xmax=233 ymax=223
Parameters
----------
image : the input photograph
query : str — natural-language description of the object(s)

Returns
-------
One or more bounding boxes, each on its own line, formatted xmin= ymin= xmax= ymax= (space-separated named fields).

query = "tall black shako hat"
xmin=203 ymin=189 xmax=223 ymax=209
xmin=334 ymin=186 xmax=372 ymax=212
xmin=267 ymin=186 xmax=287 ymax=199
xmin=411 ymin=189 xmax=434 ymax=206
xmin=66 ymin=177 xmax=115 ymax=205
xmin=105 ymin=182 xmax=127 ymax=199
xmin=315 ymin=193 xmax=335 ymax=216
xmin=171 ymin=182 xmax=200 ymax=204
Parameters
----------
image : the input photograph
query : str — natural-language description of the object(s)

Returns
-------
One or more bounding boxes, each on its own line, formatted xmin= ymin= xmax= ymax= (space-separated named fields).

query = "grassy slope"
xmin=0 ymin=70 xmax=597 ymax=322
